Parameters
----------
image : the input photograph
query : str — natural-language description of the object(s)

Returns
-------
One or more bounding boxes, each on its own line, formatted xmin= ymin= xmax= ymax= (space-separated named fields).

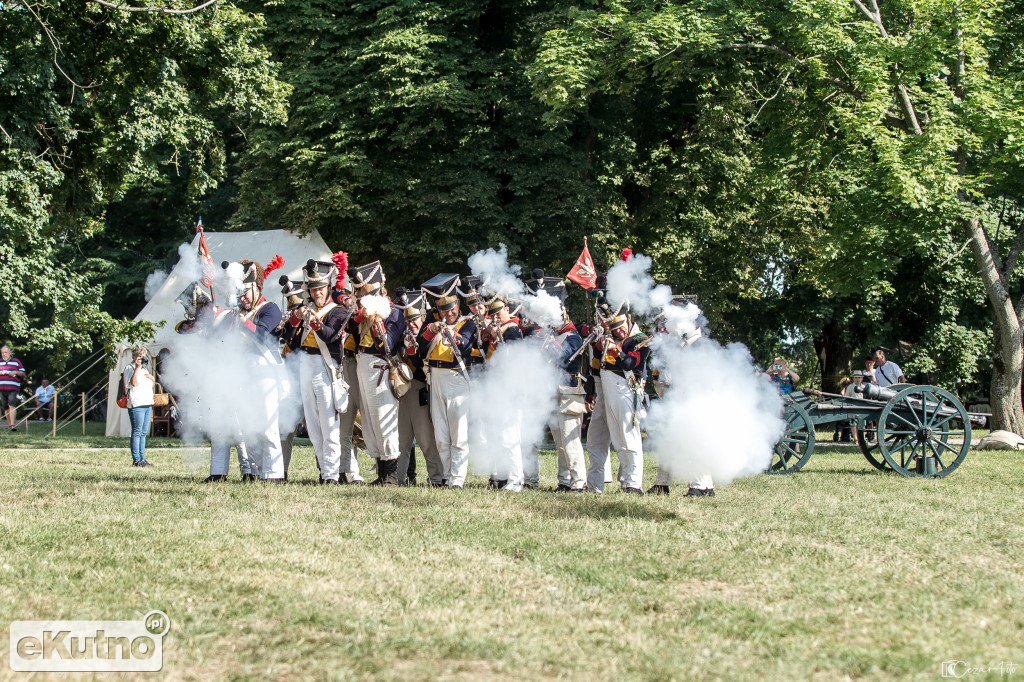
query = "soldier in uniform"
xmin=331 ymin=270 xmax=366 ymax=484
xmin=416 ymin=293 xmax=477 ymax=488
xmin=280 ymin=259 xmax=349 ymax=484
xmin=547 ymin=309 xmax=587 ymax=491
xmin=347 ymin=263 xmax=406 ymax=486
xmin=395 ymin=290 xmax=444 ymax=486
xmin=647 ymin=302 xmax=715 ymax=497
xmin=479 ymin=297 xmax=527 ymax=491
xmin=588 ymin=314 xmax=650 ymax=494
xmin=234 ymin=257 xmax=287 ymax=482
xmin=175 ymin=282 xmax=257 ymax=483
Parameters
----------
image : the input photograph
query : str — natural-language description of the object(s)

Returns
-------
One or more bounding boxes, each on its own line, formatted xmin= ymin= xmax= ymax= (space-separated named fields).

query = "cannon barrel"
xmin=857 ymin=383 xmax=899 ymax=401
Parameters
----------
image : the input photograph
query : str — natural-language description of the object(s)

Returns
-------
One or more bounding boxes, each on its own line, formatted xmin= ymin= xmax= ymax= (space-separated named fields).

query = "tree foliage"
xmin=0 ymin=0 xmax=288 ymax=364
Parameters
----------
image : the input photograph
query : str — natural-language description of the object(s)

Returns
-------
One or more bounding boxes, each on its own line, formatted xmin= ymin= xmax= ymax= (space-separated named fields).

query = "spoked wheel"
xmin=857 ymin=418 xmax=896 ymax=471
xmin=769 ymin=398 xmax=816 ymax=473
xmin=876 ymin=386 xmax=972 ymax=478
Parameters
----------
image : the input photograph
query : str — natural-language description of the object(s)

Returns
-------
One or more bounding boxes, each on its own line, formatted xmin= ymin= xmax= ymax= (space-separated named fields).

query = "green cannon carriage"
xmin=770 ymin=383 xmax=983 ymax=478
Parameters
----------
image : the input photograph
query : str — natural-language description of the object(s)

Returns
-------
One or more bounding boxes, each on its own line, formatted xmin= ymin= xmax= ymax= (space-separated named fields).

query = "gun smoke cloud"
xmin=468 ymin=243 xmax=563 ymax=329
xmin=608 ymin=251 xmax=781 ymax=486
xmin=647 ymin=340 xmax=784 ymax=486
xmin=468 ymin=337 xmax=558 ymax=483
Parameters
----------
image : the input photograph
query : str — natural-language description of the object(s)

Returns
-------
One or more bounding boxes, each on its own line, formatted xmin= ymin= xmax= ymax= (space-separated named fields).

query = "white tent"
xmin=105 ymin=229 xmax=334 ymax=437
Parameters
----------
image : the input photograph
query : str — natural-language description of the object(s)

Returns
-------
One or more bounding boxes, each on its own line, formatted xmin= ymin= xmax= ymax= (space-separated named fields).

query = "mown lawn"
xmin=0 ymin=439 xmax=1020 ymax=681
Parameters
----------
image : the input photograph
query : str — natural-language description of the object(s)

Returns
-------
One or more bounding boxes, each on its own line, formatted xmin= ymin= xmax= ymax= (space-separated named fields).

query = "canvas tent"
xmin=105 ymin=229 xmax=333 ymax=437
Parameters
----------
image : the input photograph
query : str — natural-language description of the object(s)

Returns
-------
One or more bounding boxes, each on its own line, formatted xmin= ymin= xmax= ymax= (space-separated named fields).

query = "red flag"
xmin=567 ymin=238 xmax=598 ymax=290
xmin=196 ymin=219 xmax=215 ymax=288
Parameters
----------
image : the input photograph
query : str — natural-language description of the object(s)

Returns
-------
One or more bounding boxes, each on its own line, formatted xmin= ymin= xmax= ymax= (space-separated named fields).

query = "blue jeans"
xmin=128 ymin=406 xmax=152 ymax=463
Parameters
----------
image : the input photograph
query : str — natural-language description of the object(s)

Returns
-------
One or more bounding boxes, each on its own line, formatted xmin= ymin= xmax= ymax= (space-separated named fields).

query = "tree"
xmin=530 ymin=0 xmax=1024 ymax=430
xmin=0 ymin=0 xmax=288 ymax=365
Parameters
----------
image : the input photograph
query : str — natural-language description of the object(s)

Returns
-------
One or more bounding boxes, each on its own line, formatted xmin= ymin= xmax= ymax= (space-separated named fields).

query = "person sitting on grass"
xmin=33 ymin=378 xmax=55 ymax=421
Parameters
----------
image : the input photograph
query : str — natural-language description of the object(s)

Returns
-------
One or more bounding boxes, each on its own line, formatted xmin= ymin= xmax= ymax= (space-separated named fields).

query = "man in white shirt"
xmin=873 ymin=349 xmax=906 ymax=387
xmin=33 ymin=378 xmax=55 ymax=421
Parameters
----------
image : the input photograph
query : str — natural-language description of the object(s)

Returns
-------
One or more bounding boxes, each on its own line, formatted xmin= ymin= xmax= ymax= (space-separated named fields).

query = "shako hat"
xmin=422 ymin=273 xmax=460 ymax=299
xmin=524 ymin=269 xmax=568 ymax=303
xmin=608 ymin=314 xmax=629 ymax=331
xmin=352 ymin=261 xmax=385 ymax=295
xmin=304 ymin=259 xmax=334 ymax=289
xmin=436 ymin=294 xmax=460 ymax=313
xmin=279 ymin=275 xmax=305 ymax=311
xmin=175 ymin=282 xmax=213 ymax=319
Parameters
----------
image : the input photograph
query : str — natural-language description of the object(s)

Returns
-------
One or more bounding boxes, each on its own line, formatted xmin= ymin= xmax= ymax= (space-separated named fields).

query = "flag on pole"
xmin=196 ymin=217 xmax=216 ymax=288
xmin=567 ymin=236 xmax=598 ymax=290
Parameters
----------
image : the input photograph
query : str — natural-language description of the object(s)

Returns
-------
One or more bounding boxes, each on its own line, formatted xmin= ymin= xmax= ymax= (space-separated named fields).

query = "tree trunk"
xmin=966 ymin=217 xmax=1024 ymax=434
xmin=988 ymin=323 xmax=1024 ymax=433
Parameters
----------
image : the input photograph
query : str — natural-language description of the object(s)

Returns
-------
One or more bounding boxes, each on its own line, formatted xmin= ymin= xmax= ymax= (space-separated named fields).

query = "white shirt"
xmin=874 ymin=361 xmax=903 ymax=387
xmin=123 ymin=364 xmax=155 ymax=408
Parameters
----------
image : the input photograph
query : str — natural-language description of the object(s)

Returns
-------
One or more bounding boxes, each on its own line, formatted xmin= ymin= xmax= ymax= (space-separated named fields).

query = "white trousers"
xmin=338 ymin=355 xmax=364 ymax=481
xmin=210 ymin=440 xmax=252 ymax=476
xmin=551 ymin=409 xmax=586 ymax=489
xmin=586 ymin=376 xmax=615 ymax=490
xmin=429 ymin=367 xmax=471 ymax=486
xmin=356 ymin=353 xmax=400 ymax=461
xmin=588 ymin=370 xmax=644 ymax=491
xmin=299 ymin=352 xmax=341 ymax=480
xmin=248 ymin=366 xmax=285 ymax=479
xmin=493 ymin=409 xmax=524 ymax=486
xmin=398 ymin=379 xmax=443 ymax=484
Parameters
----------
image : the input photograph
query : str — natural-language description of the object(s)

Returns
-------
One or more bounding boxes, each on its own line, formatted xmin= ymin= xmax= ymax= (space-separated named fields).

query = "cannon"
xmin=770 ymin=384 xmax=984 ymax=478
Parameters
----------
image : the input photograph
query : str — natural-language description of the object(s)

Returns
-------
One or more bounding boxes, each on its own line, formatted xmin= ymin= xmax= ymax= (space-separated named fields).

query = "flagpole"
xmin=196 ymin=217 xmax=216 ymax=306
xmin=584 ymin=237 xmax=591 ymax=326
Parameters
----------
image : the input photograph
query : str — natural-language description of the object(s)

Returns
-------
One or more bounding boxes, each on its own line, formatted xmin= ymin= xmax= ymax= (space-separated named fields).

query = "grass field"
xmin=0 ymin=432 xmax=1021 ymax=681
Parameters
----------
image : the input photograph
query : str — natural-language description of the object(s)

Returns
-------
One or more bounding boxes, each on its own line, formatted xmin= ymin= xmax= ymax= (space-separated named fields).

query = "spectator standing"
xmin=767 ymin=356 xmax=800 ymax=394
xmin=123 ymin=348 xmax=155 ymax=467
xmin=863 ymin=356 xmax=877 ymax=384
xmin=33 ymin=378 xmax=55 ymax=421
xmin=873 ymin=348 xmax=906 ymax=387
xmin=0 ymin=345 xmax=26 ymax=432
xmin=842 ymin=370 xmax=866 ymax=441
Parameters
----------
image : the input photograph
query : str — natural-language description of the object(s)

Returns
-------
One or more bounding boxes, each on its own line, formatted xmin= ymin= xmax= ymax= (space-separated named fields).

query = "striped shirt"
xmin=0 ymin=358 xmax=25 ymax=391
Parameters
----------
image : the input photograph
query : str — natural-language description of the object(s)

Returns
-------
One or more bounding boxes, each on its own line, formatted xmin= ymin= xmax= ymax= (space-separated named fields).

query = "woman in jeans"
xmin=123 ymin=347 xmax=155 ymax=467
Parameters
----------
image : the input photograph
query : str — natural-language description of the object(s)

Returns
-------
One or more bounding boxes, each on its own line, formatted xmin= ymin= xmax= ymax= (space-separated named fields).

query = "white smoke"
xmin=161 ymin=318 xmax=303 ymax=471
xmin=468 ymin=244 xmax=523 ymax=298
xmin=647 ymin=339 xmax=785 ymax=487
xmin=468 ymin=243 xmax=564 ymax=330
xmin=606 ymin=253 xmax=672 ymax=316
xmin=520 ymin=289 xmax=563 ymax=329
xmin=361 ymin=294 xmax=391 ymax=319
xmin=468 ymin=337 xmax=559 ymax=483
xmin=144 ymin=269 xmax=169 ymax=301
xmin=661 ymin=302 xmax=705 ymax=338
xmin=174 ymin=242 xmax=203 ymax=282
xmin=215 ymin=261 xmax=245 ymax=308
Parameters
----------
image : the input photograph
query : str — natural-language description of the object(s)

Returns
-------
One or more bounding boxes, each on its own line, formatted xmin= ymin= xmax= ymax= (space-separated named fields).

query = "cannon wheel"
xmin=856 ymin=384 xmax=912 ymax=471
xmin=769 ymin=398 xmax=816 ymax=473
xmin=856 ymin=422 xmax=891 ymax=471
xmin=876 ymin=385 xmax=972 ymax=478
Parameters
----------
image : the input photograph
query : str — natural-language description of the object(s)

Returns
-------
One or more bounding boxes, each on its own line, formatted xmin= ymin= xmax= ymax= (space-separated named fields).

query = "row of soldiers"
xmin=173 ymin=254 xmax=714 ymax=496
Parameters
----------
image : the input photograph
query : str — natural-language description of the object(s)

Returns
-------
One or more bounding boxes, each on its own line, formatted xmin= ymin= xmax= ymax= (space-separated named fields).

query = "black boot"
xmin=242 ymin=473 xmax=258 ymax=483
xmin=686 ymin=487 xmax=715 ymax=497
xmin=371 ymin=458 xmax=399 ymax=487
xmin=320 ymin=477 xmax=339 ymax=486
xmin=646 ymin=484 xmax=671 ymax=495
xmin=202 ymin=474 xmax=226 ymax=483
